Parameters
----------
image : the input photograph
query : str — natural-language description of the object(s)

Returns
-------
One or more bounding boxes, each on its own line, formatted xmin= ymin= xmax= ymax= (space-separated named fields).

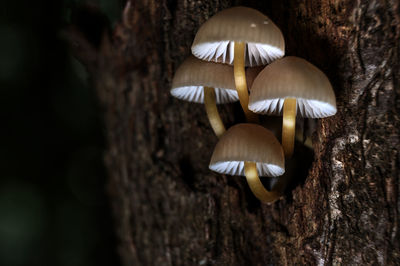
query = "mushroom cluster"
xmin=171 ymin=7 xmax=337 ymax=203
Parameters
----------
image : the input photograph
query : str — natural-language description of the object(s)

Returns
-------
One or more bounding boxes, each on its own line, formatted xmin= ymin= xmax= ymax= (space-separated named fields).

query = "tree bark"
xmin=80 ymin=0 xmax=400 ymax=265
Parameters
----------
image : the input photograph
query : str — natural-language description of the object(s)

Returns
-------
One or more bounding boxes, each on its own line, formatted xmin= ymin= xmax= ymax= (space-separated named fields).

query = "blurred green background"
xmin=0 ymin=1 xmax=124 ymax=265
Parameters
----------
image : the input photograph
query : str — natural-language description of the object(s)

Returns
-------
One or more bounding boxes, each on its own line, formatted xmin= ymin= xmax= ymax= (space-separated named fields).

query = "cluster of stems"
xmin=205 ymin=42 xmax=294 ymax=203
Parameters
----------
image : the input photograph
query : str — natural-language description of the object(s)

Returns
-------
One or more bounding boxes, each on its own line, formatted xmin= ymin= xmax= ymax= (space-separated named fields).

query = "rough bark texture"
xmin=82 ymin=0 xmax=400 ymax=265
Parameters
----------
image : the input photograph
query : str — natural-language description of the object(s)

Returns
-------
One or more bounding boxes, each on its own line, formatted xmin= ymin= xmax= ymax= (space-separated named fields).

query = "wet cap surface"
xmin=191 ymin=7 xmax=285 ymax=66
xmin=171 ymin=56 xmax=238 ymax=104
xmin=249 ymin=56 xmax=337 ymax=118
xmin=209 ymin=123 xmax=285 ymax=177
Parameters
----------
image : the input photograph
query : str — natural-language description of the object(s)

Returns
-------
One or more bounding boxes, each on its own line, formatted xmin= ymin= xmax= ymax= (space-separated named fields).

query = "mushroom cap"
xmin=248 ymin=56 xmax=337 ymax=118
xmin=171 ymin=56 xmax=238 ymax=104
xmin=171 ymin=56 xmax=262 ymax=104
xmin=209 ymin=123 xmax=285 ymax=177
xmin=191 ymin=6 xmax=285 ymax=66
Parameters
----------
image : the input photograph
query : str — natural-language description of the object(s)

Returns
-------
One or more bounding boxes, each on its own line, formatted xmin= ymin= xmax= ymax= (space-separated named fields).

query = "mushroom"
xmin=209 ymin=123 xmax=285 ymax=203
xmin=248 ymin=56 xmax=337 ymax=157
xmin=171 ymin=56 xmax=261 ymax=137
xmin=191 ymin=6 xmax=285 ymax=122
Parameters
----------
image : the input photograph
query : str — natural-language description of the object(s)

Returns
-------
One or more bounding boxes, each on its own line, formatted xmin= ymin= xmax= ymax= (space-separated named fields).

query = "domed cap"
xmin=248 ymin=56 xmax=337 ymax=118
xmin=191 ymin=6 xmax=285 ymax=66
xmin=171 ymin=56 xmax=238 ymax=104
xmin=209 ymin=123 xmax=285 ymax=177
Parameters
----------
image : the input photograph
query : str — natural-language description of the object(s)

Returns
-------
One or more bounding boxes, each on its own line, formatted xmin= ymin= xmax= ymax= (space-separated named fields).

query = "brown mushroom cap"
xmin=171 ymin=56 xmax=261 ymax=104
xmin=248 ymin=56 xmax=337 ymax=118
xmin=191 ymin=6 xmax=285 ymax=66
xmin=171 ymin=56 xmax=238 ymax=104
xmin=209 ymin=123 xmax=285 ymax=177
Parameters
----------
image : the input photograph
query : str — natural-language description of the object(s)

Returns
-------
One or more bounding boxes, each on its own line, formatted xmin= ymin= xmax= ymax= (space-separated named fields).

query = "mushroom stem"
xmin=282 ymin=98 xmax=297 ymax=157
xmin=204 ymin=86 xmax=226 ymax=138
xmin=233 ymin=42 xmax=258 ymax=123
xmin=244 ymin=162 xmax=281 ymax=203
xmin=233 ymin=43 xmax=279 ymax=202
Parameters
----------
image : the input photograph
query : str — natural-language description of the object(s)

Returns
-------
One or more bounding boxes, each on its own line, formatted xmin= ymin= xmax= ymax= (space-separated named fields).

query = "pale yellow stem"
xmin=234 ymin=42 xmax=277 ymax=202
xmin=204 ymin=86 xmax=226 ymax=138
xmin=282 ymin=98 xmax=297 ymax=158
xmin=233 ymin=42 xmax=258 ymax=123
xmin=244 ymin=162 xmax=281 ymax=203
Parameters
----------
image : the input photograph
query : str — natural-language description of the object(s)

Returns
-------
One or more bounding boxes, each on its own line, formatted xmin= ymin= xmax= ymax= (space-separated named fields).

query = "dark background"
xmin=0 ymin=1 xmax=123 ymax=265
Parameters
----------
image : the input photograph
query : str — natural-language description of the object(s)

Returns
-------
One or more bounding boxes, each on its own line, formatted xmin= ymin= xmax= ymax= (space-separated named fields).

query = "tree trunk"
xmin=79 ymin=0 xmax=400 ymax=265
